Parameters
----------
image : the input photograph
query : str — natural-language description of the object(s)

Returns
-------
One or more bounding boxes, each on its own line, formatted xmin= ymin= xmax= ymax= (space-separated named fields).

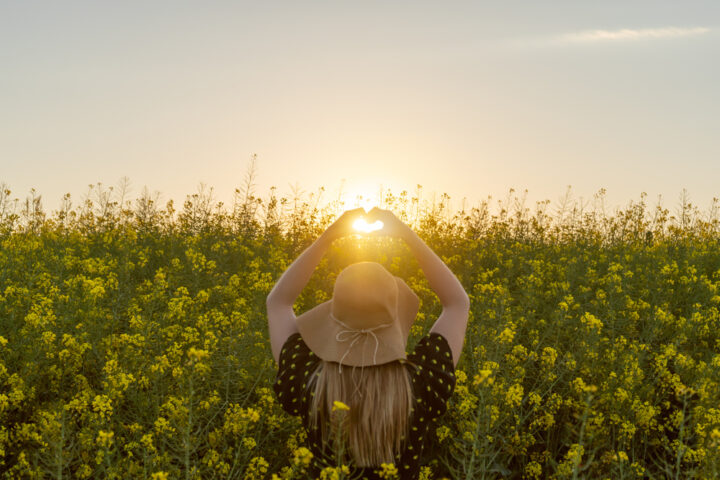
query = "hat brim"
xmin=296 ymin=276 xmax=419 ymax=367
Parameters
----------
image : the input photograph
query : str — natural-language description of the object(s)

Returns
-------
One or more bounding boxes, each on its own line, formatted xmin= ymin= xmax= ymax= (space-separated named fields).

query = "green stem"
xmin=572 ymin=393 xmax=591 ymax=480
xmin=185 ymin=374 xmax=194 ymax=480
xmin=55 ymin=409 xmax=65 ymax=480
xmin=337 ymin=411 xmax=347 ymax=480
xmin=464 ymin=390 xmax=485 ymax=480
xmin=673 ymin=393 xmax=688 ymax=480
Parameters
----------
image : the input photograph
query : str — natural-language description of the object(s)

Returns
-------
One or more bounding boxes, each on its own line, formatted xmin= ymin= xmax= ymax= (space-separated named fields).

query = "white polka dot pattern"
xmin=272 ymin=331 xmax=456 ymax=480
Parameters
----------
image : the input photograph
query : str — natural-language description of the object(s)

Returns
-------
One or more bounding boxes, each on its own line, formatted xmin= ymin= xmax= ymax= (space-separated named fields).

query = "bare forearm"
xmin=267 ymin=231 xmax=333 ymax=306
xmin=401 ymin=227 xmax=469 ymax=308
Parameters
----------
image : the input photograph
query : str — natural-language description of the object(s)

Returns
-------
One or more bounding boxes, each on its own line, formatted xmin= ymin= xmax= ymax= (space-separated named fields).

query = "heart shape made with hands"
xmin=352 ymin=217 xmax=384 ymax=233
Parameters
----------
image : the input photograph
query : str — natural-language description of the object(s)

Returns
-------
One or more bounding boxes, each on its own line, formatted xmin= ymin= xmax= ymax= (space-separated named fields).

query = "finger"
xmin=339 ymin=208 xmax=360 ymax=222
xmin=348 ymin=207 xmax=365 ymax=216
xmin=368 ymin=207 xmax=384 ymax=219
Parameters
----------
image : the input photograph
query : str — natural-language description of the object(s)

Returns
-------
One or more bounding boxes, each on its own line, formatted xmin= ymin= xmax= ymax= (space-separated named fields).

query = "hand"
xmin=324 ymin=208 xmax=367 ymax=241
xmin=366 ymin=207 xmax=412 ymax=239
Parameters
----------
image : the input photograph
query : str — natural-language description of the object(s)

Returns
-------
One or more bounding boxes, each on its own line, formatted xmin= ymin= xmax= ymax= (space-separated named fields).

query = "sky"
xmin=1 ymin=1 xmax=719 ymax=216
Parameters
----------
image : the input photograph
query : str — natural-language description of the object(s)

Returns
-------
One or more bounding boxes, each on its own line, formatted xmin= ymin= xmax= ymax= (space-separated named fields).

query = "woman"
xmin=267 ymin=207 xmax=470 ymax=479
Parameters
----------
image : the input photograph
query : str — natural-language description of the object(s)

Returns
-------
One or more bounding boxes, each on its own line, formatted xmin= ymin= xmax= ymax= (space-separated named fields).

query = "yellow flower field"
xmin=0 ymin=184 xmax=718 ymax=478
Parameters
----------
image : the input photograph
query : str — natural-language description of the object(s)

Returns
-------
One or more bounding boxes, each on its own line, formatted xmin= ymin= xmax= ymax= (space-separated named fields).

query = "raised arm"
xmin=369 ymin=208 xmax=470 ymax=366
xmin=266 ymin=208 xmax=365 ymax=364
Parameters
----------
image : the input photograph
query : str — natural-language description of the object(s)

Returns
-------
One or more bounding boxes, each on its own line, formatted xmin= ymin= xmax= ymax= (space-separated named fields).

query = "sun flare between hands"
xmin=352 ymin=218 xmax=384 ymax=233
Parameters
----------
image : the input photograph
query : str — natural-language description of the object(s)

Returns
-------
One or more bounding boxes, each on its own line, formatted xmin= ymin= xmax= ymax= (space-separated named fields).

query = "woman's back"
xmin=274 ymin=331 xmax=456 ymax=479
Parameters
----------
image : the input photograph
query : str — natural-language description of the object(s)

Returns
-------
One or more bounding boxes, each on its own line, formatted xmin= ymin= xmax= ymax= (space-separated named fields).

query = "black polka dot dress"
xmin=273 ymin=332 xmax=456 ymax=480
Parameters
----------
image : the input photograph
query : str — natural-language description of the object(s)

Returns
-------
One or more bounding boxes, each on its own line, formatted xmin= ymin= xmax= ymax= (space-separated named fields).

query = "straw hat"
xmin=296 ymin=261 xmax=420 ymax=372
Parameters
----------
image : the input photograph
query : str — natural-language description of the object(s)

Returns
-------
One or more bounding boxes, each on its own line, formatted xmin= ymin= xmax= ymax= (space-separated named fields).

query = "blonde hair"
xmin=308 ymin=360 xmax=415 ymax=467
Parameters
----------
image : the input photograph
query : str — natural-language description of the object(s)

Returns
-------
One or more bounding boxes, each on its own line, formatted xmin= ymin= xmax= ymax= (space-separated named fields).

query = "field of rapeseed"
xmin=0 ymin=182 xmax=719 ymax=479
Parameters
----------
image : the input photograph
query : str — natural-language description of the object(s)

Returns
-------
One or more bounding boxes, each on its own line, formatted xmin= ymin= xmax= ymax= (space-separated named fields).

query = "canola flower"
xmin=332 ymin=400 xmax=350 ymax=412
xmin=0 ymin=183 xmax=718 ymax=478
xmin=376 ymin=462 xmax=399 ymax=479
xmin=319 ymin=465 xmax=350 ymax=480
xmin=472 ymin=369 xmax=493 ymax=386
xmin=292 ymin=446 xmax=313 ymax=467
xmin=95 ymin=430 xmax=114 ymax=449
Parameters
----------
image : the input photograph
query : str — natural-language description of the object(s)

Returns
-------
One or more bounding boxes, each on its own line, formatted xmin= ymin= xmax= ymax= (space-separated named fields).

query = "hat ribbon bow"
xmin=330 ymin=313 xmax=393 ymax=374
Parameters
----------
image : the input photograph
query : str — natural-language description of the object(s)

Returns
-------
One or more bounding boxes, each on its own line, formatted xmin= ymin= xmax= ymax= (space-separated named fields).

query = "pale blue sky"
xmin=1 ymin=1 xmax=719 ymax=215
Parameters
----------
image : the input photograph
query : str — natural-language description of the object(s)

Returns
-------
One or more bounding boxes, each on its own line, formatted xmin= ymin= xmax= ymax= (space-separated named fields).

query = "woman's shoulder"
xmin=281 ymin=331 xmax=304 ymax=348
xmin=407 ymin=332 xmax=454 ymax=367
xmin=273 ymin=332 xmax=321 ymax=417
xmin=277 ymin=332 xmax=320 ymax=375
xmin=403 ymin=332 xmax=456 ymax=420
xmin=278 ymin=332 xmax=314 ymax=358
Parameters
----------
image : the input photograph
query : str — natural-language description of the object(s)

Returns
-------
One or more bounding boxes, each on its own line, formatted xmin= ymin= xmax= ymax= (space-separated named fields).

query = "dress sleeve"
xmin=406 ymin=332 xmax=456 ymax=420
xmin=272 ymin=333 xmax=320 ymax=417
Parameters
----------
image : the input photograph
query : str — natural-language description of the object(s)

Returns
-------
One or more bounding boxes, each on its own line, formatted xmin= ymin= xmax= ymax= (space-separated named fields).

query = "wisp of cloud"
xmin=557 ymin=26 xmax=711 ymax=43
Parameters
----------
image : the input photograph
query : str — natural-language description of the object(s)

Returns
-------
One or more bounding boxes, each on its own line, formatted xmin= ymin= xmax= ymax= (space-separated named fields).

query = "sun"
xmin=352 ymin=218 xmax=384 ymax=233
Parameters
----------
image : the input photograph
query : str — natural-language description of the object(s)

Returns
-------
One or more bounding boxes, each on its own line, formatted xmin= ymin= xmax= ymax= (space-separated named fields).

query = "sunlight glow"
xmin=347 ymin=195 xmax=378 ymax=213
xmin=359 ymin=197 xmax=378 ymax=212
xmin=343 ymin=180 xmax=383 ymax=213
xmin=352 ymin=218 xmax=384 ymax=233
